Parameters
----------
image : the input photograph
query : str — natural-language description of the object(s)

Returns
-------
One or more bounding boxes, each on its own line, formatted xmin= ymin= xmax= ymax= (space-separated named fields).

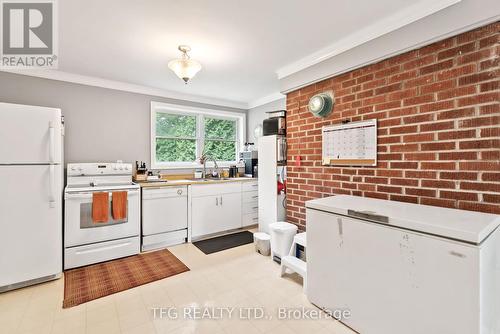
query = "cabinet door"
xmin=219 ymin=192 xmax=242 ymax=231
xmin=191 ymin=195 xmax=219 ymax=238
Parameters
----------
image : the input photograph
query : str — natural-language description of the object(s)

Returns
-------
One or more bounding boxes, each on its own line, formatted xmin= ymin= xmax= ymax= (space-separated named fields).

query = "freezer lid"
xmin=306 ymin=195 xmax=500 ymax=244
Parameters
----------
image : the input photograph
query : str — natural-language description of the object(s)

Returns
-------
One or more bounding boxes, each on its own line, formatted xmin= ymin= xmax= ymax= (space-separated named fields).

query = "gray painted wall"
xmin=0 ymin=71 xmax=246 ymax=172
xmin=246 ymin=98 xmax=286 ymax=144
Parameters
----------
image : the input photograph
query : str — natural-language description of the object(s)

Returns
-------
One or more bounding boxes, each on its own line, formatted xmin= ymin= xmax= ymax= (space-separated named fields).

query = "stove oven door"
xmin=64 ymin=188 xmax=140 ymax=247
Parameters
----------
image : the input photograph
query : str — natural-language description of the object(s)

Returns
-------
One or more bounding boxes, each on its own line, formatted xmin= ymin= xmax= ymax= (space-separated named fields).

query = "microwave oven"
xmin=263 ymin=117 xmax=286 ymax=136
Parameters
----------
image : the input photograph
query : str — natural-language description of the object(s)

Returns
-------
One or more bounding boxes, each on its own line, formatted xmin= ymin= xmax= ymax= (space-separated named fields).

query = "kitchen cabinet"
xmin=191 ymin=183 xmax=242 ymax=239
xmin=241 ymin=181 xmax=258 ymax=228
xmin=142 ymin=186 xmax=188 ymax=251
xmin=306 ymin=195 xmax=500 ymax=334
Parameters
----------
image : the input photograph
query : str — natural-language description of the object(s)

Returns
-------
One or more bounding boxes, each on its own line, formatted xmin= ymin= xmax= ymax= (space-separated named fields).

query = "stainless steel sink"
xmin=189 ymin=178 xmax=232 ymax=182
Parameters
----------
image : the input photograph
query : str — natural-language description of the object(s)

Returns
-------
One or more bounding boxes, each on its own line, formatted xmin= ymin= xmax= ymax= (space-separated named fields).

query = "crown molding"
xmin=279 ymin=14 xmax=500 ymax=94
xmin=0 ymin=69 xmax=248 ymax=110
xmin=276 ymin=0 xmax=461 ymax=79
xmin=247 ymin=92 xmax=285 ymax=109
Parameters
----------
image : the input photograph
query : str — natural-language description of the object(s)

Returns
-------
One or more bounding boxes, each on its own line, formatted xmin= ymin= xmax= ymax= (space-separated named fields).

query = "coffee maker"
xmin=239 ymin=150 xmax=258 ymax=177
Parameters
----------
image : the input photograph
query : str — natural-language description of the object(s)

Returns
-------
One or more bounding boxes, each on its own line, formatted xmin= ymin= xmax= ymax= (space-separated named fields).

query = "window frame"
xmin=151 ymin=101 xmax=245 ymax=169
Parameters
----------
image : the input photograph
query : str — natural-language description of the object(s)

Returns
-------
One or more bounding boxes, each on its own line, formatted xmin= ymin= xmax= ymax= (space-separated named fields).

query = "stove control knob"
xmin=119 ymin=166 xmax=124 ymax=170
xmin=125 ymin=166 xmax=129 ymax=170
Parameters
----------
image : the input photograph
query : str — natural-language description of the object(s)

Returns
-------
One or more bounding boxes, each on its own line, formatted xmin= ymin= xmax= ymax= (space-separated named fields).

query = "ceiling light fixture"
xmin=168 ymin=45 xmax=202 ymax=84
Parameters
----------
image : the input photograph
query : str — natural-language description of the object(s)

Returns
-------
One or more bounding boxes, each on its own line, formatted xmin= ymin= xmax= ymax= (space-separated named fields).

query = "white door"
xmin=219 ymin=192 xmax=242 ymax=231
xmin=0 ymin=103 xmax=62 ymax=164
xmin=0 ymin=165 xmax=62 ymax=287
xmin=142 ymin=187 xmax=188 ymax=235
xmin=191 ymin=195 xmax=219 ymax=238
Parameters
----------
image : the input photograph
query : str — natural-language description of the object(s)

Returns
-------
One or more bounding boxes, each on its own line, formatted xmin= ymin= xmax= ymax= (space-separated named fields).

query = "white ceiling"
xmin=49 ymin=1 xmax=447 ymax=107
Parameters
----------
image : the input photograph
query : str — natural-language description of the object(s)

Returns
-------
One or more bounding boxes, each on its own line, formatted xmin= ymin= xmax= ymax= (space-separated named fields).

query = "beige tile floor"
xmin=0 ymin=242 xmax=355 ymax=334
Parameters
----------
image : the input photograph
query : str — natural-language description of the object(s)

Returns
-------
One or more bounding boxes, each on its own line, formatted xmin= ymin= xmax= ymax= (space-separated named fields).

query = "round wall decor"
xmin=253 ymin=124 xmax=263 ymax=141
xmin=308 ymin=91 xmax=334 ymax=118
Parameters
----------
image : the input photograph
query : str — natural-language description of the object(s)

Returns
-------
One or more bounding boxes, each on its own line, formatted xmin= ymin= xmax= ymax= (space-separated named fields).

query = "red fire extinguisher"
xmin=277 ymin=179 xmax=286 ymax=194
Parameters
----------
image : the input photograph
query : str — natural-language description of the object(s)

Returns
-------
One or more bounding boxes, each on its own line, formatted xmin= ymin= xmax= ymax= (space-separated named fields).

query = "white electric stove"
xmin=64 ymin=162 xmax=140 ymax=269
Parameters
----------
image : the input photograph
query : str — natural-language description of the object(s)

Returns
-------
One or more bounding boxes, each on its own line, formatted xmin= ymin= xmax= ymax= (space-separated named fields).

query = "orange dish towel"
xmin=112 ymin=191 xmax=128 ymax=220
xmin=92 ymin=192 xmax=109 ymax=223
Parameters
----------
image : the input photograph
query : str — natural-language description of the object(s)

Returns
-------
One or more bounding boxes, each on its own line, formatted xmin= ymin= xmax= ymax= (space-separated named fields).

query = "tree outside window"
xmin=152 ymin=106 xmax=242 ymax=167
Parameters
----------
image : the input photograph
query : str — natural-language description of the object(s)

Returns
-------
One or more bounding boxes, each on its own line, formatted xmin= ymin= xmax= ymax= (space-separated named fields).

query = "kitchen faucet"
xmin=202 ymin=155 xmax=219 ymax=178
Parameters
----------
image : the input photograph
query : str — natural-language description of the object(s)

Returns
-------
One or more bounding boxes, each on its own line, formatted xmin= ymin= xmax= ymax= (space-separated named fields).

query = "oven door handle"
xmin=65 ymin=190 xmax=139 ymax=200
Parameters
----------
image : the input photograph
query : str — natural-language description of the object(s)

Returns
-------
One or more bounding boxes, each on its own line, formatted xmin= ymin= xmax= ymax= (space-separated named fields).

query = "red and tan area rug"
xmin=63 ymin=249 xmax=189 ymax=308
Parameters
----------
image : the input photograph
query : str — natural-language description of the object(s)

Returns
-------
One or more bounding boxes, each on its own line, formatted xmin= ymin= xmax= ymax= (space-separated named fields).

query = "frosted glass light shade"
xmin=168 ymin=58 xmax=202 ymax=84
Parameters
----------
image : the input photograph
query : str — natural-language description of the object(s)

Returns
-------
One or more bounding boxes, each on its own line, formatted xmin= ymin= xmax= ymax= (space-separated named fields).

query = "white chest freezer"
xmin=306 ymin=195 xmax=500 ymax=334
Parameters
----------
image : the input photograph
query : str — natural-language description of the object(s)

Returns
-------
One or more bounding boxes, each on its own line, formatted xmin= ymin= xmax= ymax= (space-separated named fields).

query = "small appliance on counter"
xmin=236 ymin=160 xmax=246 ymax=177
xmin=240 ymin=150 xmax=258 ymax=177
xmin=146 ymin=170 xmax=162 ymax=181
xmin=229 ymin=165 xmax=238 ymax=178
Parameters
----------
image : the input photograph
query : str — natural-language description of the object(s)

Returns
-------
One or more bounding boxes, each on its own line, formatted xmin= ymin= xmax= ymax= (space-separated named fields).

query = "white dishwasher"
xmin=142 ymin=186 xmax=188 ymax=251
xmin=306 ymin=195 xmax=500 ymax=334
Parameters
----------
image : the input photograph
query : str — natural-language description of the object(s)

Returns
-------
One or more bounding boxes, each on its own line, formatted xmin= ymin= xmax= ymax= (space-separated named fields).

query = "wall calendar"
xmin=322 ymin=119 xmax=377 ymax=166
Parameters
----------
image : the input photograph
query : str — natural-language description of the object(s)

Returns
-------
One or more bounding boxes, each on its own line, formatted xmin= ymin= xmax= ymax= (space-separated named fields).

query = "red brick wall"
xmin=286 ymin=22 xmax=500 ymax=229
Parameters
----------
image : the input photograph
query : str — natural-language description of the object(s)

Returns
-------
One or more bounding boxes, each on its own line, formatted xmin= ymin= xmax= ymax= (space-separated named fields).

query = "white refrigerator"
xmin=0 ymin=102 xmax=64 ymax=292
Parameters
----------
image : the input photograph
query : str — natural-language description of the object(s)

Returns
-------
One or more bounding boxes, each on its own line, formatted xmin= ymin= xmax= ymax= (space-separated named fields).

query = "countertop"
xmin=136 ymin=177 xmax=258 ymax=188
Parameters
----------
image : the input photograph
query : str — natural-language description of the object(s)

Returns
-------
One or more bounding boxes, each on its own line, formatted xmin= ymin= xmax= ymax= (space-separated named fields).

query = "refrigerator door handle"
xmin=49 ymin=121 xmax=55 ymax=163
xmin=49 ymin=165 xmax=56 ymax=208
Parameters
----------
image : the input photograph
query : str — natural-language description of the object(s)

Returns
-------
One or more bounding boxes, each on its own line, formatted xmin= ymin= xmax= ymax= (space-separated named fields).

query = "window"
xmin=204 ymin=117 xmax=237 ymax=161
xmin=151 ymin=102 xmax=245 ymax=168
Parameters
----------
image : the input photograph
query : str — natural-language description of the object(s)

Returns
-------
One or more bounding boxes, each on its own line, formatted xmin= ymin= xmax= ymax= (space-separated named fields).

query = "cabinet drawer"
xmin=191 ymin=182 xmax=241 ymax=197
xmin=242 ymin=201 xmax=258 ymax=214
xmin=242 ymin=181 xmax=258 ymax=192
xmin=242 ymin=213 xmax=258 ymax=227
xmin=64 ymin=237 xmax=140 ymax=269
xmin=242 ymin=190 xmax=258 ymax=203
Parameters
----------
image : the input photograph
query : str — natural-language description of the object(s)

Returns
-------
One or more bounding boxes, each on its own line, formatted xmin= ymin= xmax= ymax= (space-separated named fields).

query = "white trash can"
xmin=269 ymin=222 xmax=298 ymax=262
xmin=254 ymin=232 xmax=271 ymax=256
